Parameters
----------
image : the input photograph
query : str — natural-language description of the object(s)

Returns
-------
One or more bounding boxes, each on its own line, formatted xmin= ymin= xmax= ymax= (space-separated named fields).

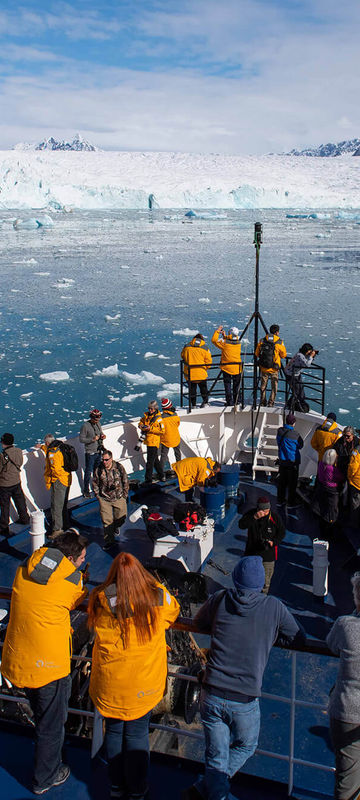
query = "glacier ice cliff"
xmin=0 ymin=150 xmax=359 ymax=210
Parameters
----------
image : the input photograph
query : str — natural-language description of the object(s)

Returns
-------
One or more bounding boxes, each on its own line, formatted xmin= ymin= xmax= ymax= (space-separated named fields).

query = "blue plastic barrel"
xmin=199 ymin=486 xmax=226 ymax=524
xmin=218 ymin=465 xmax=240 ymax=498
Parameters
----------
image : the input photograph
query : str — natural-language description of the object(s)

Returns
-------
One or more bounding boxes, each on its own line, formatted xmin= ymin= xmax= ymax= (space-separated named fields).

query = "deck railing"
xmin=0 ymin=597 xmax=336 ymax=797
xmin=180 ymin=354 xmax=326 ymax=416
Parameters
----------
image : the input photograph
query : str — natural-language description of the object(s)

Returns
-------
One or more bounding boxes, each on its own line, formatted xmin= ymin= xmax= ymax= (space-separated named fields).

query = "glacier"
xmin=0 ymin=150 xmax=359 ymax=210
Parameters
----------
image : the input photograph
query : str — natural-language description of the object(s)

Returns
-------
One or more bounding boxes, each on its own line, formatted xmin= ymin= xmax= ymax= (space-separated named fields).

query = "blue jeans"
xmin=195 ymin=689 xmax=260 ymax=800
xmin=84 ymin=451 xmax=101 ymax=494
xmin=104 ymin=710 xmax=151 ymax=796
xmin=25 ymin=674 xmax=72 ymax=791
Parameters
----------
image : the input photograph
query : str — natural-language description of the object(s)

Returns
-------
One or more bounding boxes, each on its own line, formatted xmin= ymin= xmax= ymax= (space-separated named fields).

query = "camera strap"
xmin=1 ymin=448 xmax=21 ymax=472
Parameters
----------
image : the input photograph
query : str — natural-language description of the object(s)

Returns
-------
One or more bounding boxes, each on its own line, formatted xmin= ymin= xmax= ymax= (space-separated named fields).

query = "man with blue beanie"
xmin=182 ymin=556 xmax=304 ymax=800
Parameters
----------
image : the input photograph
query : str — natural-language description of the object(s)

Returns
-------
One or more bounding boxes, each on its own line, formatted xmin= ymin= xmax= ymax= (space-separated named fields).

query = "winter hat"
xmin=147 ymin=512 xmax=162 ymax=521
xmin=1 ymin=433 xmax=14 ymax=446
xmin=257 ymin=496 xmax=271 ymax=511
xmin=161 ymin=398 xmax=172 ymax=410
xmin=232 ymin=556 xmax=265 ymax=592
xmin=327 ymin=412 xmax=337 ymax=421
xmin=286 ymin=413 xmax=296 ymax=425
xmin=90 ymin=408 xmax=102 ymax=418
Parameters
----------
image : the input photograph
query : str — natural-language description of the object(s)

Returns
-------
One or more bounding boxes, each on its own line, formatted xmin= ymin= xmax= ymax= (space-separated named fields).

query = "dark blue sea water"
xmin=0 ymin=208 xmax=359 ymax=448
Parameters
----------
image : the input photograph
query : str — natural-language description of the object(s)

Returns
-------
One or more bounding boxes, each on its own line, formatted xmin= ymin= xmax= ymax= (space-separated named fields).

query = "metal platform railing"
xmin=180 ymin=355 xmax=326 ymax=416
xmin=0 ymin=609 xmax=337 ymax=797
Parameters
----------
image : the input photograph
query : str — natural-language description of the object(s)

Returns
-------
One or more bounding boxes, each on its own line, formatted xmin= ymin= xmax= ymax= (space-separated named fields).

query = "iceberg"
xmin=93 ymin=364 xmax=120 ymax=377
xmin=121 ymin=370 xmax=165 ymax=386
xmin=40 ymin=371 xmax=70 ymax=382
xmin=13 ymin=214 xmax=54 ymax=230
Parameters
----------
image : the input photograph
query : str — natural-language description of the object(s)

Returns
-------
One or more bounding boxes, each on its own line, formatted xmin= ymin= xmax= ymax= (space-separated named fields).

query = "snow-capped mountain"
xmin=287 ymin=139 xmax=360 ymax=157
xmin=14 ymin=133 xmax=99 ymax=152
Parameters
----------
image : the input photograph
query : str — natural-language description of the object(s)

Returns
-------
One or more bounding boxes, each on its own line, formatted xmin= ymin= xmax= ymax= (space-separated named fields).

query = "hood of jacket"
xmin=226 ymin=586 xmax=266 ymax=612
xmin=26 ymin=545 xmax=77 ymax=586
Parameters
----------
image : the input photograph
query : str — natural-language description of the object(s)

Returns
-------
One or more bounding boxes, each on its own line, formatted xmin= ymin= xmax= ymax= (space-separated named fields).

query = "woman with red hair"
xmin=88 ymin=552 xmax=179 ymax=799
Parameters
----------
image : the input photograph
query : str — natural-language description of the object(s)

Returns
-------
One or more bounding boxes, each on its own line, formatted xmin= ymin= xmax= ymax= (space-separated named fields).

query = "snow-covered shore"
xmin=0 ymin=149 xmax=359 ymax=210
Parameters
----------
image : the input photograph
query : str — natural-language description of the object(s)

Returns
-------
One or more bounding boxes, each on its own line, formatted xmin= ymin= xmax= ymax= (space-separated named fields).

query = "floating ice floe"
xmin=121 ymin=370 xmax=165 ymax=386
xmin=40 ymin=371 xmax=70 ymax=382
xmin=198 ymin=298 xmax=210 ymax=304
xmin=122 ymin=393 xmax=146 ymax=402
xmin=144 ymin=352 xmax=157 ymax=358
xmin=13 ymin=257 xmax=38 ymax=265
xmin=20 ymin=392 xmax=33 ymax=398
xmin=339 ymin=408 xmax=350 ymax=414
xmin=105 ymin=313 xmax=121 ymax=322
xmin=93 ymin=364 xmax=120 ymax=377
xmin=13 ymin=214 xmax=54 ymax=230
xmin=157 ymin=383 xmax=181 ymax=398
xmin=173 ymin=328 xmax=198 ymax=337
xmin=185 ymin=210 xmax=227 ymax=220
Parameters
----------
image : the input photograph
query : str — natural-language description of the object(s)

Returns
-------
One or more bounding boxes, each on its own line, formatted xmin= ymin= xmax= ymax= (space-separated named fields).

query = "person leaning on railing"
xmin=326 ymin=572 xmax=360 ymax=800
xmin=181 ymin=333 xmax=212 ymax=408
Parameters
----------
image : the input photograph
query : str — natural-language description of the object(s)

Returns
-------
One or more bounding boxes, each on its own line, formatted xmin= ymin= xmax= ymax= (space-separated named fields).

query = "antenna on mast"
xmin=239 ymin=222 xmax=268 ymax=408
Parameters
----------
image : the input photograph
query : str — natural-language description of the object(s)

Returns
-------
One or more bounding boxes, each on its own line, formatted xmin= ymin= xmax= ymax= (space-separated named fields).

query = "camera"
xmin=134 ymin=433 xmax=146 ymax=452
xmin=254 ymin=221 xmax=262 ymax=247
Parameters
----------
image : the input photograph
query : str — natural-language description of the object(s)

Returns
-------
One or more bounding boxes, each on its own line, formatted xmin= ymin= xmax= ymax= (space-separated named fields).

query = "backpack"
xmin=55 ymin=441 xmax=79 ymax=472
xmin=258 ymin=336 xmax=276 ymax=369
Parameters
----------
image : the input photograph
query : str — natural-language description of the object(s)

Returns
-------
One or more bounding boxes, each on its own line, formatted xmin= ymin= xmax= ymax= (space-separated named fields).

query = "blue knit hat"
xmin=232 ymin=556 xmax=265 ymax=592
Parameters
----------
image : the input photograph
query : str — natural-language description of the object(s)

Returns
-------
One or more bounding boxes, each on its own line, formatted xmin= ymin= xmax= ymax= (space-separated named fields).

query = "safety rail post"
xmin=180 ymin=360 xmax=184 ymax=408
xmin=288 ymin=651 xmax=297 ymax=796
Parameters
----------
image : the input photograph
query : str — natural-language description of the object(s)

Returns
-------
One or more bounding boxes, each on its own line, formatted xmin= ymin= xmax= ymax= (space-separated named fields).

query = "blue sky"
xmin=0 ymin=0 xmax=359 ymax=153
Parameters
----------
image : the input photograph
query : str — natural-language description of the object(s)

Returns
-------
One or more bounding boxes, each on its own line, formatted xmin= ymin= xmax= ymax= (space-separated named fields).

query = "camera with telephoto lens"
xmin=134 ymin=433 xmax=146 ymax=452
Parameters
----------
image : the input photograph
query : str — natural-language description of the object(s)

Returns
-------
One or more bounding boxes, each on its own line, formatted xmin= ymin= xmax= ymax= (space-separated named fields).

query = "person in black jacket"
xmin=181 ymin=556 xmax=304 ymax=800
xmin=238 ymin=496 xmax=285 ymax=593
xmin=334 ymin=426 xmax=359 ymax=478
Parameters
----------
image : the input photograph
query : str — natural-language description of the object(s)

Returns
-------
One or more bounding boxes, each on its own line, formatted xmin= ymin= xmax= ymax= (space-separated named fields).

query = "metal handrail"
xmin=180 ymin=354 xmax=326 ymax=415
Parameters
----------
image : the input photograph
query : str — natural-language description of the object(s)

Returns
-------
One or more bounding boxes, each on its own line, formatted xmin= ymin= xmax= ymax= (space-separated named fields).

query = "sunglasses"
xmin=103 ymin=457 xmax=111 ymax=462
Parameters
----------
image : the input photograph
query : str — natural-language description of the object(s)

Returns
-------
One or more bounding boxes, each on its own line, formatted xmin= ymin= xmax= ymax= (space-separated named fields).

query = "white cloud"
xmin=0 ymin=1 xmax=359 ymax=152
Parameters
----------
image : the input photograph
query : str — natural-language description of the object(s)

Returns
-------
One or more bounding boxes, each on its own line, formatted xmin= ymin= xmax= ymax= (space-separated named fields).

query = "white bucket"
xmin=29 ymin=510 xmax=46 ymax=552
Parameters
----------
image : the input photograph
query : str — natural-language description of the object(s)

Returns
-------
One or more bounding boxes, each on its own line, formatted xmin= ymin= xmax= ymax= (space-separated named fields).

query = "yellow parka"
xmin=44 ymin=443 xmax=71 ymax=489
xmin=255 ymin=334 xmax=287 ymax=375
xmin=160 ymin=410 xmax=181 ymax=448
xmin=211 ymin=330 xmax=242 ymax=376
xmin=181 ymin=338 xmax=212 ymax=381
xmin=1 ymin=546 xmax=87 ymax=689
xmin=310 ymin=419 xmax=342 ymax=462
xmin=172 ymin=456 xmax=216 ymax=493
xmin=89 ymin=582 xmax=180 ymax=720
xmin=348 ymin=449 xmax=360 ymax=491
xmin=138 ymin=410 xmax=164 ymax=447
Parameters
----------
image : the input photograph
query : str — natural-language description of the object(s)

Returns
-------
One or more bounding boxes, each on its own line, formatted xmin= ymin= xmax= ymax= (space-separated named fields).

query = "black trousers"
xmin=330 ymin=715 xmax=360 ymax=800
xmin=145 ymin=446 xmax=164 ymax=482
xmin=189 ymin=380 xmax=208 ymax=407
xmin=277 ymin=462 xmax=299 ymax=505
xmin=222 ymin=371 xmax=241 ymax=405
xmin=0 ymin=482 xmax=29 ymax=533
xmin=26 ymin=675 xmax=71 ymax=791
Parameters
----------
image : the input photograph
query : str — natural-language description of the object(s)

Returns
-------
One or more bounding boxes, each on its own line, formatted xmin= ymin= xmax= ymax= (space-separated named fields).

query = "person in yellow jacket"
xmin=255 ymin=324 xmax=287 ymax=407
xmin=310 ymin=412 xmax=342 ymax=463
xmin=347 ymin=448 xmax=360 ymax=526
xmin=138 ymin=400 xmax=165 ymax=484
xmin=159 ymin=397 xmax=181 ymax=474
xmin=181 ymin=333 xmax=212 ymax=408
xmin=172 ymin=455 xmax=221 ymax=501
xmin=211 ymin=325 xmax=242 ymax=407
xmin=44 ymin=438 xmax=72 ymax=536
xmin=1 ymin=530 xmax=88 ymax=794
xmin=88 ymin=552 xmax=179 ymax=799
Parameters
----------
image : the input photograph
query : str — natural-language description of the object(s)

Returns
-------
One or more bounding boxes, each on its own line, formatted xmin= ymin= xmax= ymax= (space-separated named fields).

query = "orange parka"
xmin=310 ymin=419 xmax=342 ymax=462
xmin=348 ymin=449 xmax=360 ymax=491
xmin=172 ymin=456 xmax=216 ymax=493
xmin=181 ymin=338 xmax=212 ymax=381
xmin=160 ymin=410 xmax=181 ymax=448
xmin=44 ymin=442 xmax=71 ymax=488
xmin=1 ymin=546 xmax=87 ymax=689
xmin=211 ymin=330 xmax=242 ymax=375
xmin=138 ymin=410 xmax=165 ymax=447
xmin=89 ymin=582 xmax=180 ymax=720
xmin=255 ymin=333 xmax=287 ymax=375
